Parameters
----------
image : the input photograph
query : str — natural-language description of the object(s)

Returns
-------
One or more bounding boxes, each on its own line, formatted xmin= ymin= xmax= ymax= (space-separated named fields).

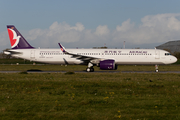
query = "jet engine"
xmin=99 ymin=60 xmax=117 ymax=70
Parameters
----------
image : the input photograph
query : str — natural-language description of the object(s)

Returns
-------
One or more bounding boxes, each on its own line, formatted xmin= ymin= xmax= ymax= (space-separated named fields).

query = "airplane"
xmin=4 ymin=25 xmax=177 ymax=72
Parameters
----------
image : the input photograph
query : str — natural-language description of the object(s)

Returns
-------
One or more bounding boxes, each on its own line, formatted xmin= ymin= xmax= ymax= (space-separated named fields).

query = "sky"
xmin=1 ymin=0 xmax=180 ymax=51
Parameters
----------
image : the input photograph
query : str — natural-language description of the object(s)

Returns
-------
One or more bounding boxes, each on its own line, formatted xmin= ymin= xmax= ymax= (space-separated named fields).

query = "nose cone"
xmin=173 ymin=56 xmax=178 ymax=63
xmin=163 ymin=55 xmax=177 ymax=64
xmin=171 ymin=56 xmax=177 ymax=64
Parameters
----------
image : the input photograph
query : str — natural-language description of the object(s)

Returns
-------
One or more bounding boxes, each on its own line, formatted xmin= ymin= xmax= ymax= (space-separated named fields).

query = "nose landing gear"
xmin=155 ymin=65 xmax=159 ymax=72
xmin=86 ymin=67 xmax=94 ymax=72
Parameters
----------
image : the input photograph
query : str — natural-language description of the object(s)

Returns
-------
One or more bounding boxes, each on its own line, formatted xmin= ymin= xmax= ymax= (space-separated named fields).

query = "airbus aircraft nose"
xmin=173 ymin=56 xmax=178 ymax=63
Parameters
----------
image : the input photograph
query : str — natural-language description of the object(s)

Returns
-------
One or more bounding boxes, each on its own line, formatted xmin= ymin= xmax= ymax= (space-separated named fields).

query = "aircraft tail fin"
xmin=7 ymin=25 xmax=34 ymax=49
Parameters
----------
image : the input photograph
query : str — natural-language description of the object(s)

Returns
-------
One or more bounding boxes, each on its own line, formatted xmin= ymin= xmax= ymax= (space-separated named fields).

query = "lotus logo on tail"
xmin=61 ymin=48 xmax=64 ymax=52
xmin=7 ymin=28 xmax=21 ymax=48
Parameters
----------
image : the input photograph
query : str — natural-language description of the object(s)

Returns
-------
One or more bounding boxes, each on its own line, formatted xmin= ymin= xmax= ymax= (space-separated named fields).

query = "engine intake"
xmin=99 ymin=60 xmax=117 ymax=70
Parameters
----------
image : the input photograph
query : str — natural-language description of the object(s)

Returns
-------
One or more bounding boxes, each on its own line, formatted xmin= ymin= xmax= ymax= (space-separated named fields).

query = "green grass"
xmin=0 ymin=72 xmax=180 ymax=119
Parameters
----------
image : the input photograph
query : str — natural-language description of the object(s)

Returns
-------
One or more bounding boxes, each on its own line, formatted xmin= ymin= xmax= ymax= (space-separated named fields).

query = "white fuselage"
xmin=8 ymin=48 xmax=177 ymax=65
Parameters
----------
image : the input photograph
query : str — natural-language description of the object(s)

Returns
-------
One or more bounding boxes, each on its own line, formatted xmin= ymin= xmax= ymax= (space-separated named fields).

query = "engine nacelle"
xmin=99 ymin=60 xmax=117 ymax=70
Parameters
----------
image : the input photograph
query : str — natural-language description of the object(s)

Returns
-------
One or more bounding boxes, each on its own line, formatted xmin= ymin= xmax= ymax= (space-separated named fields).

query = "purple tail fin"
xmin=7 ymin=25 xmax=34 ymax=49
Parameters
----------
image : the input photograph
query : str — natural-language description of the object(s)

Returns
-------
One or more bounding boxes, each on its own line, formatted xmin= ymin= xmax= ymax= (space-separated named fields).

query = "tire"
xmin=90 ymin=67 xmax=94 ymax=72
xmin=86 ymin=68 xmax=91 ymax=72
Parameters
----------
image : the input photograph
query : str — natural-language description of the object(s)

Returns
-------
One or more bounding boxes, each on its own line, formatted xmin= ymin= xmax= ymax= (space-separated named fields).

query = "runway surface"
xmin=1 ymin=70 xmax=180 ymax=73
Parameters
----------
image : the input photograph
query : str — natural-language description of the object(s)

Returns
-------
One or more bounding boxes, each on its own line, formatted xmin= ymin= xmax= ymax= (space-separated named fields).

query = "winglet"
xmin=58 ymin=43 xmax=66 ymax=53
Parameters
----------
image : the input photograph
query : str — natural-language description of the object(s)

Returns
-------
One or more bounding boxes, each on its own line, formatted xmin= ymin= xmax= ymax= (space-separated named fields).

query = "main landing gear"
xmin=86 ymin=62 xmax=94 ymax=72
xmin=155 ymin=65 xmax=159 ymax=72
xmin=86 ymin=67 xmax=94 ymax=72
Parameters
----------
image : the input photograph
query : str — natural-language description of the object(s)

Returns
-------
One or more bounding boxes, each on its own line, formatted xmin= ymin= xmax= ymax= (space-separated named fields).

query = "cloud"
xmin=24 ymin=22 xmax=86 ymax=47
xmin=141 ymin=13 xmax=180 ymax=30
xmin=116 ymin=19 xmax=134 ymax=32
xmin=1 ymin=13 xmax=180 ymax=51
xmin=95 ymin=25 xmax=110 ymax=36
xmin=113 ymin=13 xmax=180 ymax=45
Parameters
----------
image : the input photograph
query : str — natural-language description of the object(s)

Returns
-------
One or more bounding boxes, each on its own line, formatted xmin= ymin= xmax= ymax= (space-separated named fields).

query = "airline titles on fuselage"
xmin=39 ymin=51 xmax=61 ymax=58
xmin=104 ymin=50 xmax=148 ymax=54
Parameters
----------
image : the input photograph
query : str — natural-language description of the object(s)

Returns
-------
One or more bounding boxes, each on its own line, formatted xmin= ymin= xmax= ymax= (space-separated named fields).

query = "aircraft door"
xmin=155 ymin=50 xmax=160 ymax=59
xmin=30 ymin=50 xmax=35 ymax=60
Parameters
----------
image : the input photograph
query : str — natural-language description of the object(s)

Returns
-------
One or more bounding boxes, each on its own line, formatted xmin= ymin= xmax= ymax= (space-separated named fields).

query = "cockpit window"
xmin=165 ymin=53 xmax=171 ymax=56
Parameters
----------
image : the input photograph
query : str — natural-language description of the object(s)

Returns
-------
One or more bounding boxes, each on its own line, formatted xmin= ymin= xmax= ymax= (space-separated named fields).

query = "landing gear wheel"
xmin=155 ymin=65 xmax=159 ymax=73
xmin=90 ymin=67 xmax=94 ymax=72
xmin=87 ymin=62 xmax=94 ymax=72
xmin=86 ymin=67 xmax=94 ymax=72
xmin=86 ymin=67 xmax=91 ymax=72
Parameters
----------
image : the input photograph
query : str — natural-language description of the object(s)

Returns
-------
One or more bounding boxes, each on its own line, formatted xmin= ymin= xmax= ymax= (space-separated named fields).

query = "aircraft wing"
xmin=58 ymin=43 xmax=101 ymax=62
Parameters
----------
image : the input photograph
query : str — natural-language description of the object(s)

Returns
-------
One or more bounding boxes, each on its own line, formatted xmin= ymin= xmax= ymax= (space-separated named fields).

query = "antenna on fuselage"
xmin=123 ymin=41 xmax=125 ymax=49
